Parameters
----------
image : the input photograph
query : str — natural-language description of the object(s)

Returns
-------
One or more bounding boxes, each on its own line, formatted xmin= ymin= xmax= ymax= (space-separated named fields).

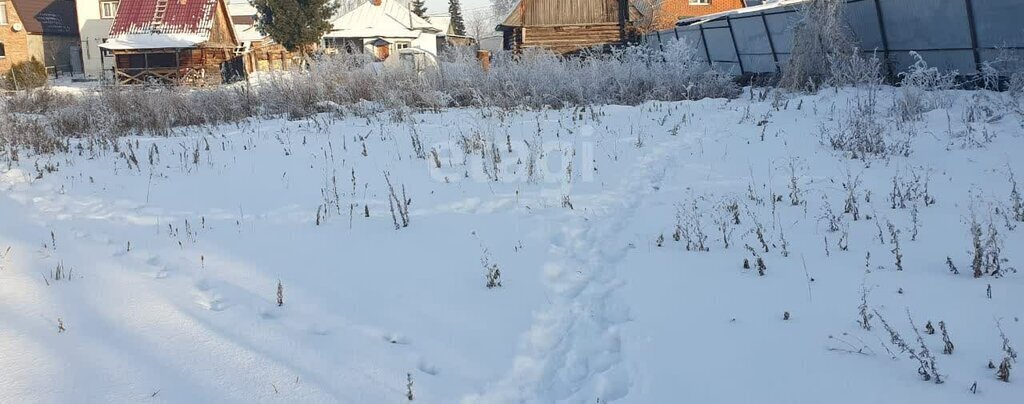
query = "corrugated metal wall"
xmin=523 ymin=0 xmax=619 ymax=26
xmin=645 ymin=0 xmax=1024 ymax=76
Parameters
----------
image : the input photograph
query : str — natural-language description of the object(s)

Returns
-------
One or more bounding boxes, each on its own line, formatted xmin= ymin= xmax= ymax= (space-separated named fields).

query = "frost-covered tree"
xmin=491 ymin=0 xmax=517 ymax=20
xmin=465 ymin=9 xmax=492 ymax=41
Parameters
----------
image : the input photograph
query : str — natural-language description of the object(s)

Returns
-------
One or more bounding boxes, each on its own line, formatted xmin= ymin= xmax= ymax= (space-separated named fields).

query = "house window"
xmin=395 ymin=42 xmax=411 ymax=50
xmin=0 ymin=42 xmax=6 ymax=59
xmin=100 ymin=1 xmax=119 ymax=19
xmin=0 ymin=2 xmax=8 ymax=25
xmin=689 ymin=0 xmax=711 ymax=5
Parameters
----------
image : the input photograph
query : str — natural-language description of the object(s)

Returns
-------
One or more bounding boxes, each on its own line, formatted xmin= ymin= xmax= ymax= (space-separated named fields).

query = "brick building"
xmin=0 ymin=0 xmax=80 ymax=74
xmin=654 ymin=0 xmax=749 ymax=29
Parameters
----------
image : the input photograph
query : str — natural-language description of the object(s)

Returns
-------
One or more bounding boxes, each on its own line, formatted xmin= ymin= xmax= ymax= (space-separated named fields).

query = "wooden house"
xmin=495 ymin=0 xmax=643 ymax=54
xmin=227 ymin=2 xmax=294 ymax=74
xmin=99 ymin=0 xmax=244 ymax=85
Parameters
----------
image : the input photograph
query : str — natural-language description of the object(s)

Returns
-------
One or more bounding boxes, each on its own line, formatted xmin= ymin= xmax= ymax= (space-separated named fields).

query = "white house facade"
xmin=75 ymin=0 xmax=119 ymax=79
xmin=324 ymin=0 xmax=440 ymax=65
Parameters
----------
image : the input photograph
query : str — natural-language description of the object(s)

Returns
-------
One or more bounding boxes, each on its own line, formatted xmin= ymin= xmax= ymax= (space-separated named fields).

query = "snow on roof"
xmin=233 ymin=24 xmax=266 ymax=43
xmin=678 ymin=0 xmax=809 ymax=26
xmin=426 ymin=13 xmax=452 ymax=36
xmin=104 ymin=0 xmax=238 ymax=50
xmin=227 ymin=2 xmax=257 ymax=17
xmin=99 ymin=33 xmax=209 ymax=50
xmin=325 ymin=0 xmax=440 ymax=39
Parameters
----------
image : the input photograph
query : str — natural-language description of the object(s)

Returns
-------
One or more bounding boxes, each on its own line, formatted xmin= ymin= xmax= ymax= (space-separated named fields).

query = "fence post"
xmin=964 ymin=0 xmax=982 ymax=75
xmin=725 ymin=16 xmax=745 ymax=74
xmin=673 ymin=27 xmax=679 ymax=41
xmin=698 ymin=24 xmax=712 ymax=66
xmin=760 ymin=12 xmax=780 ymax=73
xmin=872 ymin=0 xmax=894 ymax=79
xmin=655 ymin=30 xmax=664 ymax=52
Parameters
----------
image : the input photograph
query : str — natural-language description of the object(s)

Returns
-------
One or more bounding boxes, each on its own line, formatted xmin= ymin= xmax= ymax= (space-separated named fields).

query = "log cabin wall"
xmin=502 ymin=0 xmax=635 ymax=53
xmin=521 ymin=0 xmax=620 ymax=26
xmin=521 ymin=23 xmax=624 ymax=53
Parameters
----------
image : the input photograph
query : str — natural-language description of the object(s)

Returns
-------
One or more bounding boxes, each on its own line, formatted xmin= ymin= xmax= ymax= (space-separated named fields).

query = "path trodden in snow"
xmin=1 ymin=88 xmax=1022 ymax=403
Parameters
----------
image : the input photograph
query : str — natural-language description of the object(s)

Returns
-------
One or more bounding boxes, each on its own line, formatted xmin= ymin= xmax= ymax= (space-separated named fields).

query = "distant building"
xmin=495 ymin=0 xmax=643 ymax=54
xmin=227 ymin=1 xmax=293 ymax=73
xmin=477 ymin=34 xmax=504 ymax=53
xmin=426 ymin=12 xmax=474 ymax=50
xmin=0 ymin=0 xmax=80 ymax=75
xmin=99 ymin=0 xmax=244 ymax=85
xmin=324 ymin=0 xmax=441 ymax=66
xmin=75 ymin=0 xmax=119 ymax=79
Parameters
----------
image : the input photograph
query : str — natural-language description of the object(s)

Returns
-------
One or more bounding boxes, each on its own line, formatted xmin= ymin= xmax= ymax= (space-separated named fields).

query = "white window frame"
xmin=100 ymin=1 xmax=119 ymax=19
xmin=0 ymin=1 xmax=9 ymax=25
xmin=689 ymin=0 xmax=711 ymax=5
xmin=395 ymin=42 xmax=411 ymax=50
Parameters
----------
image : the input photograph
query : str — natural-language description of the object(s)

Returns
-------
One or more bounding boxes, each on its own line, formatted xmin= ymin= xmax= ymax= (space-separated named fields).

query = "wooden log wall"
xmin=520 ymin=23 xmax=624 ymax=53
xmin=522 ymin=0 xmax=620 ymax=26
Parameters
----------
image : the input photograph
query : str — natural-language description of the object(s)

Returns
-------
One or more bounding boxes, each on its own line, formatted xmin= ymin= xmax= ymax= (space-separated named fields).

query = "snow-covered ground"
xmin=1 ymin=86 xmax=1022 ymax=402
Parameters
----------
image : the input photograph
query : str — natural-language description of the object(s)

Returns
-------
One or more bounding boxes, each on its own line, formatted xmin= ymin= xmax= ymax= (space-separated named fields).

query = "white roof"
xmin=233 ymin=24 xmax=266 ymax=43
xmin=325 ymin=0 xmax=439 ymax=39
xmin=99 ymin=33 xmax=208 ymax=50
xmin=426 ymin=13 xmax=452 ymax=35
xmin=227 ymin=2 xmax=258 ymax=17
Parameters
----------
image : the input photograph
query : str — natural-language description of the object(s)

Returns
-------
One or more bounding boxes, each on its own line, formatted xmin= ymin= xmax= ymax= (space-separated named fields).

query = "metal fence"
xmin=644 ymin=0 xmax=1024 ymax=76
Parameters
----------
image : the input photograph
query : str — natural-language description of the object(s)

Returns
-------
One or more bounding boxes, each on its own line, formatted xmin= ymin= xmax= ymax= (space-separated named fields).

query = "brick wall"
xmin=0 ymin=1 xmax=32 ymax=73
xmin=656 ymin=0 xmax=747 ymax=29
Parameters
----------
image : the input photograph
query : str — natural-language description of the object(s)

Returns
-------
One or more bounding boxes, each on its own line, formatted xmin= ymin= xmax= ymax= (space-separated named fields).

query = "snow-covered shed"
xmin=323 ymin=0 xmax=441 ymax=63
xmin=100 ymin=0 xmax=244 ymax=85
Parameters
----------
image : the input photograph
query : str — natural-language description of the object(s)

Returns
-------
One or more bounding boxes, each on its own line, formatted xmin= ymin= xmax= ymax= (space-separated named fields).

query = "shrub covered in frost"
xmin=0 ymin=42 xmax=737 ymax=150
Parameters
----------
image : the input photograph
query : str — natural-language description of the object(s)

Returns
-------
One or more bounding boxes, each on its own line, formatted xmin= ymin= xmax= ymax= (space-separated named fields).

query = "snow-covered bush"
xmin=0 ymin=113 xmax=66 ymax=156
xmin=0 ymin=42 xmax=736 ymax=155
xmin=827 ymin=48 xmax=883 ymax=87
xmin=2 ymin=88 xmax=76 ymax=114
xmin=894 ymin=52 xmax=958 ymax=121
xmin=822 ymin=89 xmax=910 ymax=159
xmin=780 ymin=0 xmax=860 ymax=90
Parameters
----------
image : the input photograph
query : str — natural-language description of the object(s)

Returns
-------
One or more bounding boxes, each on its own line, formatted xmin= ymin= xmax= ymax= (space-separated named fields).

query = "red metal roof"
xmin=109 ymin=0 xmax=219 ymax=37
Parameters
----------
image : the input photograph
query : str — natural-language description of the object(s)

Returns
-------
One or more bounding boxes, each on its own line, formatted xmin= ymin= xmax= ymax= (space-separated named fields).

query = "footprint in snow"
xmin=198 ymin=297 xmax=228 ymax=312
xmin=416 ymin=360 xmax=439 ymax=376
xmin=194 ymin=278 xmax=213 ymax=291
xmin=382 ymin=333 xmax=410 ymax=345
xmin=307 ymin=324 xmax=332 ymax=336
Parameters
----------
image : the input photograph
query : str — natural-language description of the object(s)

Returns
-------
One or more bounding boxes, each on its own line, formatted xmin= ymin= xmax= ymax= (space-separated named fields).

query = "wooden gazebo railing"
xmin=112 ymin=66 xmax=207 ymax=86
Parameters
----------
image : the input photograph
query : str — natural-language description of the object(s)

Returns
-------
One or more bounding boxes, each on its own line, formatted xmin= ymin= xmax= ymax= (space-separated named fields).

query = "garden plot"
xmin=1 ymin=86 xmax=1022 ymax=403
